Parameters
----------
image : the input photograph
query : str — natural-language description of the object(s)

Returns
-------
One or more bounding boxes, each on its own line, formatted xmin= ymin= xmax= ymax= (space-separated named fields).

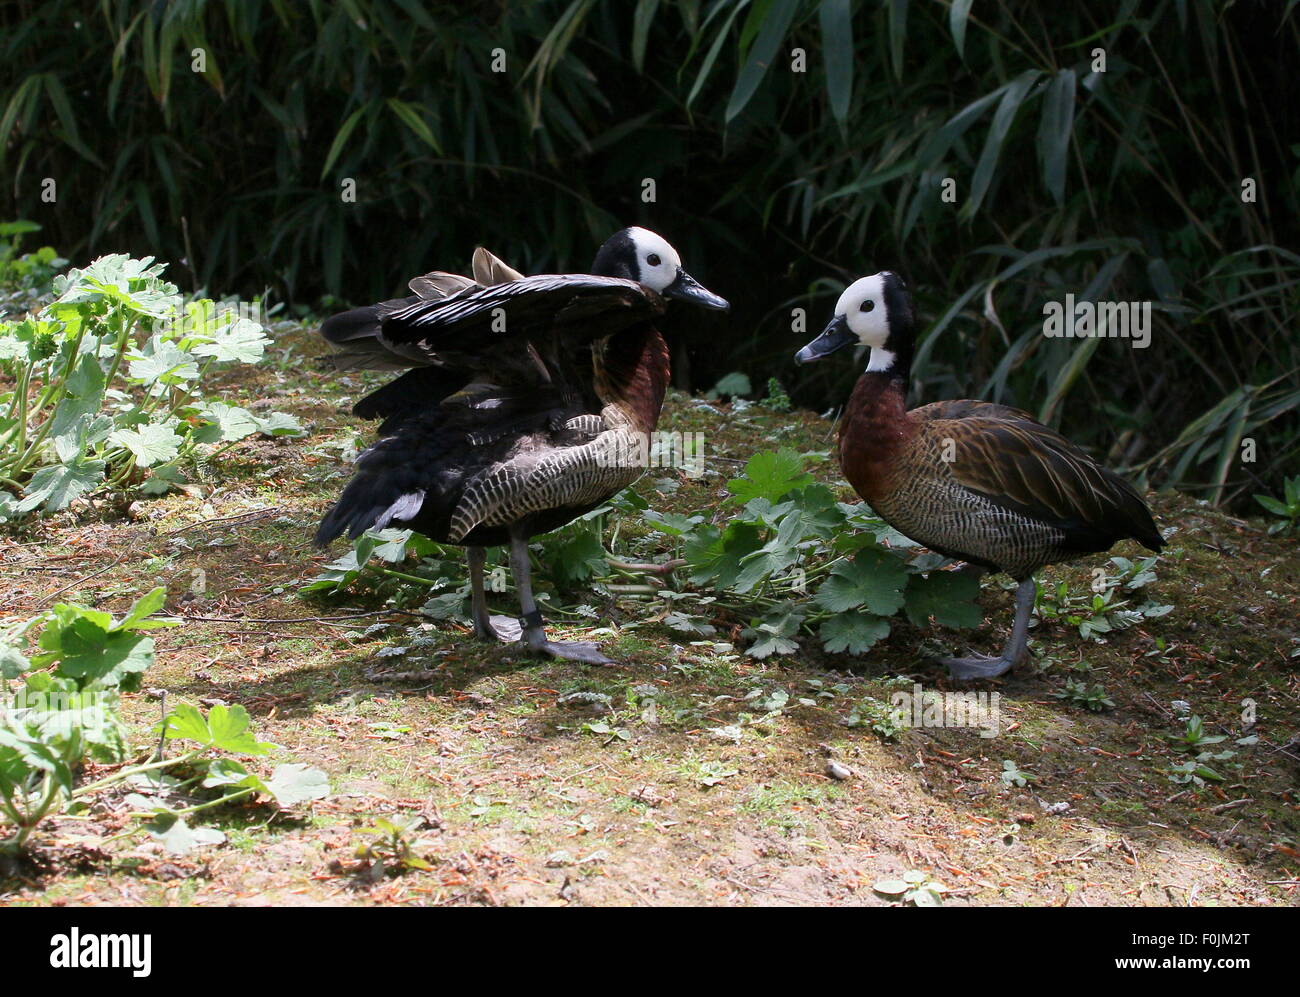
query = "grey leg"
xmin=509 ymin=533 xmax=613 ymax=665
xmin=467 ymin=545 xmax=520 ymax=642
xmin=941 ymin=577 xmax=1037 ymax=680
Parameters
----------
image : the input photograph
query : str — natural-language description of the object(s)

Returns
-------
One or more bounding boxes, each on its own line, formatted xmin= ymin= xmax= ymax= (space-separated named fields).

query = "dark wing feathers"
xmin=912 ymin=398 xmax=1036 ymax=424
xmin=316 ymin=268 xmax=665 ymax=548
xmin=319 ymin=295 xmax=434 ymax=371
xmin=314 ymin=382 xmax=576 ymax=545
xmin=350 ymin=367 xmax=471 ymax=433
xmin=385 ymin=274 xmax=654 ymax=341
xmin=320 ymin=274 xmax=657 ymax=375
xmin=934 ymin=413 xmax=1164 ymax=553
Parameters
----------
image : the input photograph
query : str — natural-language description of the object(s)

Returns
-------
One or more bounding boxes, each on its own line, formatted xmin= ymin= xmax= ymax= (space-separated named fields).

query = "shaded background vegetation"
xmin=2 ymin=0 xmax=1297 ymax=507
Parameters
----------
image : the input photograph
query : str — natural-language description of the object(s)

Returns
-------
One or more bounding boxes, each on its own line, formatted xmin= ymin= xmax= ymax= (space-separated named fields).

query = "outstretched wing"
xmin=382 ymin=274 xmax=658 ymax=347
xmin=320 ymin=274 xmax=659 ymax=374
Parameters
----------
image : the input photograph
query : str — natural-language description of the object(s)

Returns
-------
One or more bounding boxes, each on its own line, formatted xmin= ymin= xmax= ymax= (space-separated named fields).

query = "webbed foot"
xmin=474 ymin=614 xmax=522 ymax=643
xmin=939 ymin=652 xmax=1014 ymax=680
xmin=521 ymin=626 xmax=614 ymax=665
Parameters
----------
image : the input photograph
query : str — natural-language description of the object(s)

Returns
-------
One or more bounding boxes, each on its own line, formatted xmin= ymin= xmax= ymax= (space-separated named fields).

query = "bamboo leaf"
xmin=962 ymin=69 xmax=1043 ymax=220
xmin=320 ymin=105 xmax=367 ymax=180
xmin=1037 ymin=68 xmax=1076 ymax=204
xmin=632 ymin=0 xmax=660 ymax=72
xmin=819 ymin=0 xmax=854 ymax=124
xmin=950 ymin=0 xmax=974 ymax=58
xmin=686 ymin=0 xmax=751 ymax=110
xmin=42 ymin=74 xmax=104 ymax=167
xmin=386 ymin=98 xmax=441 ymax=153
xmin=1210 ymin=392 xmax=1250 ymax=505
xmin=726 ymin=0 xmax=800 ymax=122
xmin=887 ymin=0 xmax=909 ymax=80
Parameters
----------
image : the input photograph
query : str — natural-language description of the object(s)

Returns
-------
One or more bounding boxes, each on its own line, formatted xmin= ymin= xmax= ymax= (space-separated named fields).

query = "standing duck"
xmin=316 ymin=227 xmax=729 ymax=664
xmin=794 ymin=271 xmax=1164 ymax=678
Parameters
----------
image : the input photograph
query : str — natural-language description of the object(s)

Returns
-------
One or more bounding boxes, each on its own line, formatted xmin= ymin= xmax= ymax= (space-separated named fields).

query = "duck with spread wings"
xmin=316 ymin=227 xmax=729 ymax=664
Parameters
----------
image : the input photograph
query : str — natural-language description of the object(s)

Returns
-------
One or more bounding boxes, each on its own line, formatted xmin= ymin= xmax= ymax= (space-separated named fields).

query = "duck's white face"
xmin=835 ymin=274 xmax=890 ymax=349
xmin=794 ymin=271 xmax=903 ymax=370
xmin=626 ymin=226 xmax=682 ymax=293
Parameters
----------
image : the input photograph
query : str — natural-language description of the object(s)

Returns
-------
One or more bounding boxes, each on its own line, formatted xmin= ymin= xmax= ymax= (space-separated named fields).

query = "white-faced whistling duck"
xmin=795 ymin=271 xmax=1164 ymax=679
xmin=316 ymin=228 xmax=729 ymax=664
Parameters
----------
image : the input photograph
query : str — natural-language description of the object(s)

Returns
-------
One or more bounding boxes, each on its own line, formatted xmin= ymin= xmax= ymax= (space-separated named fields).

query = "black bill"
xmin=794 ymin=314 xmax=856 ymax=364
xmin=662 ymin=268 xmax=729 ymax=311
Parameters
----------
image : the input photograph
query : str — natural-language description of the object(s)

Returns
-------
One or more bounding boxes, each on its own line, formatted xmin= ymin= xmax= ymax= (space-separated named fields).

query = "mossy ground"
xmin=2 ymin=323 xmax=1297 ymax=906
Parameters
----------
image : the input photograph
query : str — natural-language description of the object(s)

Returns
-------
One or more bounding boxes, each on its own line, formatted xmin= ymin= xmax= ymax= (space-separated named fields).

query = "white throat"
xmin=866 ymin=347 xmax=897 ymax=373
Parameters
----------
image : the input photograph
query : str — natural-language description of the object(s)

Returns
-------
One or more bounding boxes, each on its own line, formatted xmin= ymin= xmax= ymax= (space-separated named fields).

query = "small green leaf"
xmin=128 ymin=337 xmax=199 ymax=386
xmin=109 ymin=422 xmax=182 ymax=467
xmin=195 ymin=402 xmax=260 ymax=443
xmin=0 ymin=643 xmax=31 ymax=678
xmin=191 ymin=318 xmax=269 ymax=363
xmin=642 ymin=510 xmax=704 ymax=536
xmin=17 ymin=457 xmax=105 ymax=512
xmin=726 ymin=449 xmax=811 ymax=505
xmin=165 ymin=703 xmax=275 ymax=755
xmin=264 ymin=763 xmax=330 ymax=807
xmin=815 ymin=549 xmax=908 ymax=616
xmin=112 ymin=586 xmax=176 ymax=632
xmin=252 ymin=411 xmax=304 ymax=437
xmin=820 ymin=613 xmax=891 ymax=655
xmin=904 ymin=570 xmax=983 ymax=628
xmin=146 ymin=815 xmax=226 ymax=856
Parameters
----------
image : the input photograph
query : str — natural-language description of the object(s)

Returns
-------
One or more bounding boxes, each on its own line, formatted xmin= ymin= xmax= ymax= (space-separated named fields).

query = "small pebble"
xmin=826 ymin=760 xmax=852 ymax=781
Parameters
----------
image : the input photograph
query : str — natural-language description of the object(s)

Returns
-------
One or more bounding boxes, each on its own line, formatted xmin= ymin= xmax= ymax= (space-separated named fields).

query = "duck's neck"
xmin=864 ymin=344 xmax=911 ymax=378
xmin=593 ymin=326 xmax=671 ymax=433
xmin=839 ymin=351 xmax=914 ymax=501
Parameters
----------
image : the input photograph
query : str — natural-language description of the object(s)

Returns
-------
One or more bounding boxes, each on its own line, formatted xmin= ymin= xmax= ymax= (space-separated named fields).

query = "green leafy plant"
xmin=0 ymin=220 xmax=65 ymax=299
xmin=1000 ymin=760 xmax=1035 ymax=787
xmin=354 ymin=816 xmax=434 ymax=874
xmin=1162 ymin=715 xmax=1244 ymax=789
xmin=0 ymin=254 xmax=301 ymax=521
xmin=644 ymin=448 xmax=982 ymax=660
xmin=1035 ymin=557 xmax=1171 ymax=642
xmin=1167 ymin=714 xmax=1229 ymax=754
xmin=873 ymin=869 xmax=948 ymax=907
xmin=1254 ymin=476 xmax=1300 ymax=535
xmin=1166 ymin=758 xmax=1226 ymax=788
xmin=0 ymin=587 xmax=328 ymax=854
xmin=1053 ymin=679 xmax=1115 ymax=713
xmin=844 ymin=697 xmax=907 ymax=740
xmin=0 ymin=586 xmax=174 ymax=851
xmin=760 ymin=377 xmax=791 ymax=412
xmin=693 ymin=760 xmax=738 ymax=788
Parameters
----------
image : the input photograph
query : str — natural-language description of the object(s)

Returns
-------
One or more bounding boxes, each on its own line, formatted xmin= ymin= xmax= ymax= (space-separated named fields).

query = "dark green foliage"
xmin=2 ymin=1 xmax=1296 ymax=504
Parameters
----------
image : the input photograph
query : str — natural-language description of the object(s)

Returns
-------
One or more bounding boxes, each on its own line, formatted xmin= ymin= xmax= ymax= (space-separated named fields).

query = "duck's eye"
xmin=646 ymin=253 xmax=661 ymax=267
xmin=860 ymin=299 xmax=875 ymax=313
